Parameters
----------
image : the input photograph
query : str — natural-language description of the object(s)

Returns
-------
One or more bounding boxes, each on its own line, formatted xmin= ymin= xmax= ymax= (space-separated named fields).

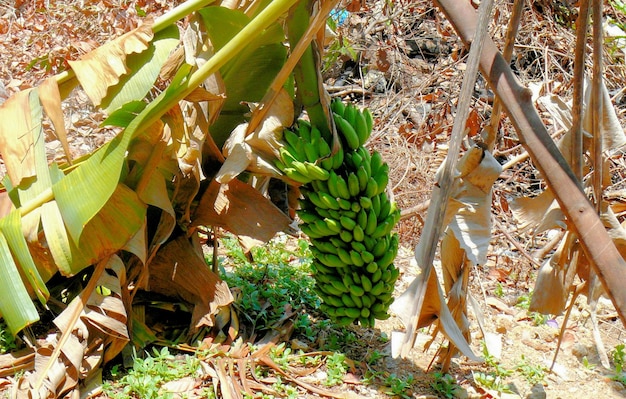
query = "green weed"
xmin=104 ymin=346 xmax=200 ymax=399
xmin=515 ymin=354 xmax=547 ymax=385
xmin=611 ymin=344 xmax=626 ymax=385
xmin=218 ymin=236 xmax=321 ymax=336
xmin=431 ymin=372 xmax=460 ymax=399
xmin=385 ymin=373 xmax=415 ymax=398
xmin=325 ymin=352 xmax=348 ymax=386
xmin=0 ymin=320 xmax=18 ymax=354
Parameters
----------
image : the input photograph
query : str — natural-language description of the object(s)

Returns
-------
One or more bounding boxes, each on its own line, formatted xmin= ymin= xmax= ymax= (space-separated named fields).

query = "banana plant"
xmin=0 ymin=0 xmax=334 ymax=396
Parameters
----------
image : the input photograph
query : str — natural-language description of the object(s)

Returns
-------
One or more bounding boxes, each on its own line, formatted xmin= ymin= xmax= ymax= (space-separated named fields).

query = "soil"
xmin=2 ymin=0 xmax=626 ymax=398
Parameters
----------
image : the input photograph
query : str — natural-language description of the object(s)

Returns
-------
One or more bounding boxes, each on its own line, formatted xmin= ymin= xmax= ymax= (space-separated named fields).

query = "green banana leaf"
xmin=198 ymin=7 xmax=287 ymax=148
xmin=0 ymin=213 xmax=41 ymax=334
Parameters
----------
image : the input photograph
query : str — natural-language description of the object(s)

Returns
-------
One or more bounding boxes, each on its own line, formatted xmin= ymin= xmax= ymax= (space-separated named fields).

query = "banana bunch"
xmin=275 ymin=120 xmax=337 ymax=184
xmin=276 ymin=100 xmax=401 ymax=328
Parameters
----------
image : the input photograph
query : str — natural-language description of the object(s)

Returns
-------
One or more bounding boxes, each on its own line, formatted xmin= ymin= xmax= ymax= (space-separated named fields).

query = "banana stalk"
xmin=286 ymin=0 xmax=332 ymax=138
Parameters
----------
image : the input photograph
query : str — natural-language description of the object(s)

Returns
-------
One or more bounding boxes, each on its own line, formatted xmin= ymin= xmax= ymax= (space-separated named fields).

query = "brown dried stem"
xmin=571 ymin=0 xmax=591 ymax=180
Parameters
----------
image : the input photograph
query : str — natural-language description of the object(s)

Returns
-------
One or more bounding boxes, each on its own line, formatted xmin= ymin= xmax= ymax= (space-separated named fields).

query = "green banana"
xmin=337 ymin=198 xmax=352 ymax=211
xmin=370 ymin=280 xmax=385 ymax=296
xmin=348 ymin=151 xmax=363 ymax=169
xmin=373 ymin=169 xmax=389 ymax=195
xmin=357 ymin=166 xmax=369 ymax=192
xmin=311 ymin=163 xmax=332 ymax=183
xmin=318 ymin=137 xmax=332 ymax=158
xmin=378 ymin=195 xmax=391 ymax=220
xmin=361 ymin=250 xmax=375 ymax=264
xmin=300 ymin=223 xmax=322 ymax=239
xmin=360 ymin=307 xmax=371 ymax=318
xmin=371 ymin=267 xmax=382 ymax=283
xmin=365 ymin=208 xmax=378 ymax=236
xmin=327 ymin=171 xmax=341 ymax=198
xmin=372 ymin=235 xmax=389 ymax=257
xmin=339 ymin=229 xmax=353 ymax=243
xmin=349 ymin=284 xmax=365 ymax=297
xmin=341 ymin=294 xmax=356 ymax=308
xmin=350 ymin=293 xmax=363 ymax=308
xmin=331 ymin=146 xmax=344 ymax=169
xmin=314 ymin=219 xmax=335 ymax=236
xmin=284 ymin=129 xmax=301 ymax=151
xmin=363 ymin=108 xmax=374 ymax=134
xmin=354 ymin=108 xmax=370 ymax=146
xmin=352 ymin=224 xmax=365 ymax=242
xmin=365 ymin=177 xmax=379 ymax=198
xmin=370 ymin=151 xmax=384 ymax=176
xmin=343 ymin=103 xmax=357 ymax=127
xmin=361 ymin=294 xmax=373 ymax=308
xmin=349 ymin=250 xmax=364 ymax=267
xmin=331 ymin=98 xmax=346 ymax=116
xmin=324 ymin=217 xmax=342 ymax=234
xmin=340 ymin=216 xmax=357 ymax=231
xmin=318 ymin=253 xmax=344 ymax=268
xmin=371 ymin=193 xmax=381 ymax=218
xmin=345 ymin=307 xmax=361 ymax=319
xmin=366 ymin=262 xmax=378 ymax=274
xmin=333 ymin=113 xmax=360 ymax=150
xmin=330 ymin=278 xmax=349 ymax=293
xmin=350 ymin=241 xmax=366 ymax=253
xmin=348 ymin=172 xmax=360 ymax=197
xmin=342 ymin=273 xmax=354 ymax=287
xmin=337 ymin=247 xmax=353 ymax=265
xmin=298 ymin=121 xmax=311 ymax=142
xmin=319 ymin=191 xmax=340 ymax=210
xmin=335 ymin=174 xmax=351 ymax=200
xmin=361 ymin=275 xmax=373 ymax=292
xmin=359 ymin=196 xmax=372 ymax=209
xmin=323 ymin=294 xmax=344 ymax=308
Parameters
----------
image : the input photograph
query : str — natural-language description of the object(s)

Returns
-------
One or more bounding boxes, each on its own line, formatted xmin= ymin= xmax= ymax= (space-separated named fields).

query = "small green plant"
xmin=104 ymin=346 xmax=200 ymax=399
xmin=366 ymin=350 xmax=384 ymax=365
xmin=482 ymin=342 xmax=512 ymax=378
xmin=516 ymin=291 xmax=532 ymax=309
xmin=582 ymin=356 xmax=596 ymax=370
xmin=515 ymin=291 xmax=547 ymax=326
xmin=0 ymin=320 xmax=19 ymax=354
xmin=385 ymin=373 xmax=415 ymax=398
xmin=219 ymin=236 xmax=320 ymax=334
xmin=431 ymin=372 xmax=460 ymax=399
xmin=611 ymin=344 xmax=626 ymax=385
xmin=515 ymin=355 xmax=547 ymax=385
xmin=325 ymin=352 xmax=348 ymax=386
xmin=494 ymin=282 xmax=504 ymax=298
xmin=269 ymin=342 xmax=293 ymax=371
xmin=472 ymin=371 xmax=514 ymax=394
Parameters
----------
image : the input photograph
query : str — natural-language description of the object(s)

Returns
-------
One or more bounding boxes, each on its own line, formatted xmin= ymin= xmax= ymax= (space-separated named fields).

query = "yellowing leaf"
xmin=68 ymin=22 xmax=154 ymax=107
xmin=0 ymin=89 xmax=37 ymax=186
xmin=39 ymin=78 xmax=72 ymax=164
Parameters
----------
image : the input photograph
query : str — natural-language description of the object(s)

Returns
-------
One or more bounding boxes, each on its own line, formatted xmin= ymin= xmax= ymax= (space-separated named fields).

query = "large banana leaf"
xmin=198 ymin=7 xmax=287 ymax=147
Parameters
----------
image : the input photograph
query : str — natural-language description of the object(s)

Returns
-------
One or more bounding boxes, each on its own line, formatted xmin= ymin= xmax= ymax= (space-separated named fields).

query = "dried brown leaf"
xmin=148 ymin=235 xmax=233 ymax=331
xmin=193 ymin=179 xmax=292 ymax=251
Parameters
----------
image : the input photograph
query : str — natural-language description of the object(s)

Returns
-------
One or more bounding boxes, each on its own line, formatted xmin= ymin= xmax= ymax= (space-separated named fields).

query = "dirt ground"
xmin=2 ymin=0 xmax=626 ymax=398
